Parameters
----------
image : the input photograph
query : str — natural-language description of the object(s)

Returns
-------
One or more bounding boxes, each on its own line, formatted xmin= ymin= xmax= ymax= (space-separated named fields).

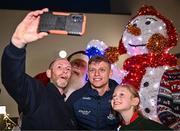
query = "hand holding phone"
xmin=38 ymin=12 xmax=86 ymax=36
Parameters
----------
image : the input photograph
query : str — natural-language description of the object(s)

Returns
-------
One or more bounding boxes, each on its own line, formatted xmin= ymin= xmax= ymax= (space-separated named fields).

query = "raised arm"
xmin=12 ymin=8 xmax=49 ymax=48
xmin=1 ymin=8 xmax=49 ymax=113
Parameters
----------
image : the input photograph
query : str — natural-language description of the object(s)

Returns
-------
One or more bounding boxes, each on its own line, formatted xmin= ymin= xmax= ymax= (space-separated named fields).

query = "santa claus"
xmin=64 ymin=51 xmax=89 ymax=100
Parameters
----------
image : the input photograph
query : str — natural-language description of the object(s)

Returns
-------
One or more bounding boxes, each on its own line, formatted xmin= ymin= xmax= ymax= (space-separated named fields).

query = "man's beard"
xmin=56 ymin=79 xmax=68 ymax=89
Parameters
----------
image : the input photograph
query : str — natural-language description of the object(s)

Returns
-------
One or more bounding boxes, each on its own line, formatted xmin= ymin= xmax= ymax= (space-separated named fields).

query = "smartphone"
xmin=38 ymin=12 xmax=86 ymax=36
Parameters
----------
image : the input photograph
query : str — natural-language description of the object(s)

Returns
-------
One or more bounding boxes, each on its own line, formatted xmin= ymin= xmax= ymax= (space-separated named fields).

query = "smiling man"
xmin=1 ymin=8 xmax=77 ymax=130
xmin=67 ymin=55 xmax=119 ymax=130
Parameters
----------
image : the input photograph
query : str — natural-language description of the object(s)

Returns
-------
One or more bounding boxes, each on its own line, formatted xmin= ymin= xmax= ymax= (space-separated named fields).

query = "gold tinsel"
xmin=147 ymin=33 xmax=168 ymax=54
xmin=104 ymin=47 xmax=119 ymax=64
xmin=127 ymin=24 xmax=141 ymax=36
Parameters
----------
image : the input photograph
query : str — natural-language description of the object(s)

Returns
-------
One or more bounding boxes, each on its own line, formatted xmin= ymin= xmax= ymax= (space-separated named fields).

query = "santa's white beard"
xmin=64 ymin=73 xmax=86 ymax=100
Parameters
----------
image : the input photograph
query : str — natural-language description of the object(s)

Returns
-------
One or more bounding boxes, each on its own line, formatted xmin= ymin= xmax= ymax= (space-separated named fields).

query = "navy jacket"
xmin=1 ymin=43 xmax=77 ymax=130
xmin=67 ymin=79 xmax=119 ymax=130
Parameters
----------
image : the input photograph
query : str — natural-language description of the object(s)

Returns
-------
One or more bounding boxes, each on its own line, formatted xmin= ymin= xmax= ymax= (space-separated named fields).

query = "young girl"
xmin=111 ymin=84 xmax=171 ymax=130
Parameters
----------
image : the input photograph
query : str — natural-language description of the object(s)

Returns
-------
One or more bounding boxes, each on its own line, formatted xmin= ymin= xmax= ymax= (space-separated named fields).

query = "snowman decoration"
xmin=105 ymin=5 xmax=178 ymax=123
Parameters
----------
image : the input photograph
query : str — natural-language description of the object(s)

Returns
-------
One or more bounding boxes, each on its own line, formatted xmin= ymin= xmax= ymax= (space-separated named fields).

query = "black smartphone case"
xmin=38 ymin=12 xmax=86 ymax=36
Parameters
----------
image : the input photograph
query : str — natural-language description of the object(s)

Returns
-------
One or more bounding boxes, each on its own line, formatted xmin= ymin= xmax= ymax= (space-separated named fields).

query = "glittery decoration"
xmin=104 ymin=47 xmax=119 ymax=63
xmin=147 ymin=33 xmax=168 ymax=54
xmin=135 ymin=5 xmax=178 ymax=51
xmin=127 ymin=24 xmax=141 ymax=36
xmin=122 ymin=53 xmax=177 ymax=121
xmin=139 ymin=67 xmax=168 ymax=121
xmin=108 ymin=5 xmax=179 ymax=123
xmin=145 ymin=108 xmax=150 ymax=113
xmin=106 ymin=39 xmax=127 ymax=64
xmin=143 ymin=82 xmax=149 ymax=87
xmin=86 ymin=46 xmax=104 ymax=58
xmin=118 ymin=39 xmax=127 ymax=55
xmin=122 ymin=53 xmax=177 ymax=89
xmin=85 ymin=40 xmax=107 ymax=58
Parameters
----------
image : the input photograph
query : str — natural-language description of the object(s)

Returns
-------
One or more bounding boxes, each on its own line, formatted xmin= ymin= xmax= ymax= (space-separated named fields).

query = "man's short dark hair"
xmin=88 ymin=55 xmax=111 ymax=68
xmin=48 ymin=59 xmax=56 ymax=69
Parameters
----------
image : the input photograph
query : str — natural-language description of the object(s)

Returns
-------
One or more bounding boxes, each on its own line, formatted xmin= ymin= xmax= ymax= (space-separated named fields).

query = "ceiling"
xmin=0 ymin=0 xmax=131 ymax=15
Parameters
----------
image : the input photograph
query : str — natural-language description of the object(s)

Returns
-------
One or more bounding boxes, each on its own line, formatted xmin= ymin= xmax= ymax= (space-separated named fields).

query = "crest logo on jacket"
xmin=107 ymin=113 xmax=116 ymax=120
xmin=78 ymin=109 xmax=91 ymax=115
xmin=82 ymin=97 xmax=91 ymax=100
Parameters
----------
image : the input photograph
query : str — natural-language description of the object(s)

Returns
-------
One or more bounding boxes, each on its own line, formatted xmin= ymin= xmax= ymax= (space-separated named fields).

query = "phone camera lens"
xmin=72 ymin=15 xmax=82 ymax=22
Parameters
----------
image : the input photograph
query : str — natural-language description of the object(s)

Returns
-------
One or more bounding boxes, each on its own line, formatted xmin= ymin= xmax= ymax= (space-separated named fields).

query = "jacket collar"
xmin=84 ymin=79 xmax=118 ymax=98
xmin=47 ymin=82 xmax=66 ymax=99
